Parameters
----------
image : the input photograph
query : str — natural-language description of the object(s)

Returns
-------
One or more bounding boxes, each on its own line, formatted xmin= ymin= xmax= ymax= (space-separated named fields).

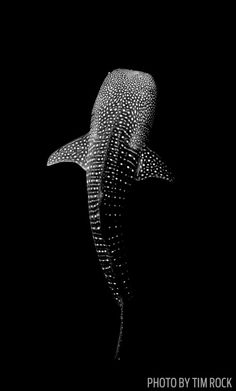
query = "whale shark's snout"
xmin=99 ymin=68 xmax=157 ymax=142
xmin=111 ymin=68 xmax=156 ymax=89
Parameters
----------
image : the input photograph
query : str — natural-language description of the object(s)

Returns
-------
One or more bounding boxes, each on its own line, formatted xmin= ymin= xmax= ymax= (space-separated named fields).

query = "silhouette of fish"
xmin=47 ymin=69 xmax=174 ymax=359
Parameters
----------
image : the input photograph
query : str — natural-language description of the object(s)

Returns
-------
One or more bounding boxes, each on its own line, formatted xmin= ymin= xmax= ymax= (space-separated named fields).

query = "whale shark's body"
xmin=47 ymin=69 xmax=174 ymax=359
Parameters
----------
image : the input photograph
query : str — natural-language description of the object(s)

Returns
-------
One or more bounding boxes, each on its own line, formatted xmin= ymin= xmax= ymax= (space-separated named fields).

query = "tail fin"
xmin=114 ymin=299 xmax=124 ymax=360
xmin=47 ymin=133 xmax=90 ymax=170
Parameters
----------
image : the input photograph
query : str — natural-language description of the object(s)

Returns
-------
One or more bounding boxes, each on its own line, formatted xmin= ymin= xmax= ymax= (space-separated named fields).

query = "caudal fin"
xmin=114 ymin=299 xmax=124 ymax=360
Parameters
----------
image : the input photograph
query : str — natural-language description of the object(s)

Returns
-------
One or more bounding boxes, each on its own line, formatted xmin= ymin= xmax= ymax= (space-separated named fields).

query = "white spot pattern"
xmin=47 ymin=69 xmax=174 ymax=358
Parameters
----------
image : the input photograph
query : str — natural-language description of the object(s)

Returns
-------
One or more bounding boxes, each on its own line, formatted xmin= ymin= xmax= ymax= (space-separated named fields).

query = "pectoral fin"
xmin=47 ymin=133 xmax=89 ymax=170
xmin=136 ymin=147 xmax=174 ymax=182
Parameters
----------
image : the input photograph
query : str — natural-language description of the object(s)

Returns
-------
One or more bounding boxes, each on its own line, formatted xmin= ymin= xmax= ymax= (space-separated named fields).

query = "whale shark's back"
xmin=84 ymin=70 xmax=157 ymax=305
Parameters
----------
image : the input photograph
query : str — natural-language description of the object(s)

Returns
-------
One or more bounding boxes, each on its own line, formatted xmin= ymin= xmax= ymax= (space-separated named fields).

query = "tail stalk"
xmin=114 ymin=299 xmax=124 ymax=360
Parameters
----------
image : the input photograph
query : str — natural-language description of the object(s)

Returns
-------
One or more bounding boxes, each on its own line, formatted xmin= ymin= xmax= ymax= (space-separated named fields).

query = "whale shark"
xmin=47 ymin=69 xmax=174 ymax=359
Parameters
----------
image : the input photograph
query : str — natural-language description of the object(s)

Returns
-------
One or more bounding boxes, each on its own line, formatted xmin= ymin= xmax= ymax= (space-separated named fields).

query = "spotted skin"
xmin=47 ymin=134 xmax=89 ymax=169
xmin=47 ymin=69 xmax=174 ymax=359
xmin=137 ymin=147 xmax=174 ymax=181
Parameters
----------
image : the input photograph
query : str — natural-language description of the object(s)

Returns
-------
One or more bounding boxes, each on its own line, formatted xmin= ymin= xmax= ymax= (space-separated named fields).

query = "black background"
xmin=12 ymin=5 xmax=233 ymax=390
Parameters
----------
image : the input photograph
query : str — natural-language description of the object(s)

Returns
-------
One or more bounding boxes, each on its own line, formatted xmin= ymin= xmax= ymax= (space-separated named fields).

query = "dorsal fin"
xmin=136 ymin=146 xmax=174 ymax=182
xmin=47 ymin=133 xmax=90 ymax=170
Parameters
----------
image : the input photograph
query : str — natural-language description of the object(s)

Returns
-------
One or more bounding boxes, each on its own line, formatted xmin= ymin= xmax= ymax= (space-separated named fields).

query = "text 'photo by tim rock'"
xmin=19 ymin=18 xmax=233 ymax=389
